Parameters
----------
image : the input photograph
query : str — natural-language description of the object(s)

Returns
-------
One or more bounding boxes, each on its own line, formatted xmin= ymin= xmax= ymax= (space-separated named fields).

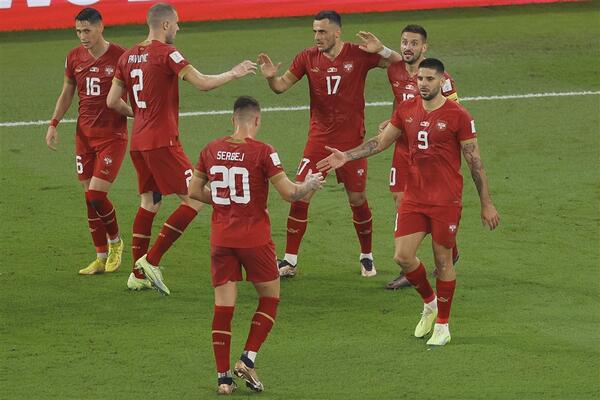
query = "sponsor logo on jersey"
xmin=343 ymin=62 xmax=353 ymax=72
xmin=75 ymin=66 xmax=83 ymax=73
xmin=436 ymin=120 xmax=447 ymax=131
xmin=90 ymin=67 xmax=99 ymax=72
xmin=270 ymin=152 xmax=281 ymax=167
xmin=449 ymin=224 xmax=457 ymax=233
xmin=420 ymin=121 xmax=430 ymax=127
xmin=105 ymin=66 xmax=114 ymax=76
xmin=310 ymin=67 xmax=320 ymax=73
xmin=393 ymin=81 xmax=400 ymax=87
xmin=169 ymin=51 xmax=185 ymax=64
xmin=405 ymin=117 xmax=413 ymax=124
xmin=327 ymin=67 xmax=337 ymax=73
xmin=103 ymin=156 xmax=113 ymax=166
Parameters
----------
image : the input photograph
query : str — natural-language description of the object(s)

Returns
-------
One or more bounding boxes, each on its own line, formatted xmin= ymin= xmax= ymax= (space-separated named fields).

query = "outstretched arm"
xmin=106 ymin=81 xmax=133 ymax=117
xmin=258 ymin=53 xmax=299 ymax=94
xmin=188 ymin=170 xmax=212 ymax=204
xmin=356 ymin=31 xmax=403 ymax=65
xmin=182 ymin=60 xmax=257 ymax=91
xmin=45 ymin=79 xmax=76 ymax=151
xmin=271 ymin=170 xmax=325 ymax=202
xmin=461 ymin=139 xmax=500 ymax=230
xmin=317 ymin=122 xmax=402 ymax=173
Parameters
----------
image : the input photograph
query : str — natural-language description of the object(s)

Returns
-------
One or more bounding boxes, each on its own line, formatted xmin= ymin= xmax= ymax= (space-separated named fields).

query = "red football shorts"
xmin=210 ymin=240 xmax=279 ymax=287
xmin=130 ymin=145 xmax=193 ymax=195
xmin=296 ymin=145 xmax=367 ymax=193
xmin=395 ymin=200 xmax=462 ymax=248
xmin=389 ymin=141 xmax=409 ymax=193
xmin=75 ymin=135 xmax=127 ymax=183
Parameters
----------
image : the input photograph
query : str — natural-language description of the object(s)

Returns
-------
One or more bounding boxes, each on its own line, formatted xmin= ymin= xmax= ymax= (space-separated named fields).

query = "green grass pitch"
xmin=1 ymin=2 xmax=599 ymax=399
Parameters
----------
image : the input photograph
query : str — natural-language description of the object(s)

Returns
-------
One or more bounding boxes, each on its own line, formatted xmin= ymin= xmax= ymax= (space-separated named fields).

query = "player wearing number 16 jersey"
xmin=45 ymin=8 xmax=127 ymax=276
xmin=188 ymin=97 xmax=324 ymax=394
xmin=107 ymin=3 xmax=257 ymax=293
xmin=258 ymin=10 xmax=403 ymax=278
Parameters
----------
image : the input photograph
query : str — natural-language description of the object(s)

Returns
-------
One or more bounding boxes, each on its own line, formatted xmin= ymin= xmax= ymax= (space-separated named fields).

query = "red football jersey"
xmin=390 ymin=97 xmax=476 ymax=207
xmin=65 ymin=43 xmax=127 ymax=139
xmin=114 ymin=40 xmax=192 ymax=151
xmin=289 ymin=43 xmax=381 ymax=150
xmin=196 ymin=137 xmax=285 ymax=248
xmin=388 ymin=61 xmax=458 ymax=168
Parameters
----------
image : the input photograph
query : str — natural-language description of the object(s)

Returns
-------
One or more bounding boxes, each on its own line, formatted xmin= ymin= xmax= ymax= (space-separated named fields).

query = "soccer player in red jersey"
xmin=45 ymin=8 xmax=128 ymax=275
xmin=188 ymin=96 xmax=324 ymax=394
xmin=258 ymin=10 xmax=402 ymax=278
xmin=106 ymin=3 xmax=256 ymax=294
xmin=318 ymin=58 xmax=500 ymax=346
xmin=379 ymin=25 xmax=460 ymax=290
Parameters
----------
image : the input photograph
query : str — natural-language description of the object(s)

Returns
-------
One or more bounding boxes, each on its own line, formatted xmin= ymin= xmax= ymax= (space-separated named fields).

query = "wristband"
xmin=50 ymin=119 xmax=59 ymax=127
xmin=377 ymin=46 xmax=392 ymax=59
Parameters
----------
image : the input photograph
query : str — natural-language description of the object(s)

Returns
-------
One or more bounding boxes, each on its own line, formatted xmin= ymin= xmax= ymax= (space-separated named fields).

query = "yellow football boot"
xmin=78 ymin=257 xmax=106 ymax=275
xmin=105 ymin=239 xmax=124 ymax=272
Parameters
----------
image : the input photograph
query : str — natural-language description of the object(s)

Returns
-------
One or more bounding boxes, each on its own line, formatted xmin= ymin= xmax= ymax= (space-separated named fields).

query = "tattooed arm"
xmin=316 ymin=122 xmax=401 ymax=173
xmin=271 ymin=170 xmax=325 ymax=202
xmin=461 ymin=139 xmax=500 ymax=230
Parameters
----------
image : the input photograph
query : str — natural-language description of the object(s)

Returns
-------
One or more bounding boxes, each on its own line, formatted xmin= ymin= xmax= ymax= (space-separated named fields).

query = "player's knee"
xmin=434 ymin=257 xmax=454 ymax=275
xmin=393 ymin=251 xmax=413 ymax=269
xmin=348 ymin=193 xmax=367 ymax=207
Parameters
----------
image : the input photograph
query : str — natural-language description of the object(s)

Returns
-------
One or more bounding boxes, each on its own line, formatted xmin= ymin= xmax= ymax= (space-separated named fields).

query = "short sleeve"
xmin=389 ymin=106 xmax=404 ymax=131
xmin=262 ymin=144 xmax=285 ymax=179
xmin=166 ymin=46 xmax=191 ymax=77
xmin=362 ymin=50 xmax=381 ymax=71
xmin=195 ymin=147 xmax=208 ymax=174
xmin=114 ymin=52 xmax=126 ymax=84
xmin=288 ymin=50 xmax=307 ymax=80
xmin=457 ymin=109 xmax=477 ymax=142
xmin=65 ymin=53 xmax=75 ymax=81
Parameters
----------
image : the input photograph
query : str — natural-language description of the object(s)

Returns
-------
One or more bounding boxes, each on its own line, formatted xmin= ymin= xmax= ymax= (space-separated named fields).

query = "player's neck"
xmin=146 ymin=31 xmax=166 ymax=44
xmin=405 ymin=57 xmax=424 ymax=76
xmin=422 ymin=94 xmax=446 ymax=112
xmin=323 ymin=41 xmax=344 ymax=60
xmin=88 ymin=39 xmax=109 ymax=59
xmin=232 ymin=127 xmax=257 ymax=141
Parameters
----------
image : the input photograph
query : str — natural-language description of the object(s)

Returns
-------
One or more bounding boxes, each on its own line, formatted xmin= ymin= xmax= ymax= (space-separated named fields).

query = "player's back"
xmin=116 ymin=40 xmax=192 ymax=151
xmin=198 ymin=136 xmax=284 ymax=248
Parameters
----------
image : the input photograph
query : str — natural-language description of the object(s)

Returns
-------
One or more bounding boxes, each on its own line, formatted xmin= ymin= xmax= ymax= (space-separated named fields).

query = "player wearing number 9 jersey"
xmin=188 ymin=97 xmax=324 ymax=394
xmin=258 ymin=10 xmax=403 ymax=278
xmin=107 ymin=3 xmax=257 ymax=293
xmin=45 ymin=8 xmax=128 ymax=276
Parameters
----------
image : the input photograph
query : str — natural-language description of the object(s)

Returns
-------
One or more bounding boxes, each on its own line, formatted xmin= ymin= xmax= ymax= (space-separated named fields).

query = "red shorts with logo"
xmin=395 ymin=200 xmax=462 ymax=248
xmin=130 ymin=145 xmax=193 ymax=195
xmin=296 ymin=144 xmax=367 ymax=192
xmin=75 ymin=135 xmax=127 ymax=183
xmin=389 ymin=142 xmax=409 ymax=193
xmin=210 ymin=240 xmax=279 ymax=287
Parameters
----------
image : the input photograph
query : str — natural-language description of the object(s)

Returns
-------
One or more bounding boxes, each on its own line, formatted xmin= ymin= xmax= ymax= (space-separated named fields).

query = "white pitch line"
xmin=1 ymin=90 xmax=598 ymax=128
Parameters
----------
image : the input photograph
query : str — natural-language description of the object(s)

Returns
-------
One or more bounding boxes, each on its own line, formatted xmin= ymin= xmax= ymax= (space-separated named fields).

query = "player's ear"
xmin=422 ymin=42 xmax=428 ymax=53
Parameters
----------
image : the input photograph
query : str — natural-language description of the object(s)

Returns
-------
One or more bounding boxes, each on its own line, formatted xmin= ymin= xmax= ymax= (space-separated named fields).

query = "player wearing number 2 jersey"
xmin=107 ymin=3 xmax=256 ymax=293
xmin=318 ymin=58 xmax=500 ymax=347
xmin=45 ymin=8 xmax=127 ymax=276
xmin=258 ymin=10 xmax=403 ymax=278
xmin=188 ymin=97 xmax=324 ymax=394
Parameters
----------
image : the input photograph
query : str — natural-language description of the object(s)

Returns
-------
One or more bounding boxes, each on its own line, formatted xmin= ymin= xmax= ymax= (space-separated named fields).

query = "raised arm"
xmin=188 ymin=170 xmax=212 ymax=204
xmin=317 ymin=122 xmax=402 ymax=173
xmin=106 ymin=81 xmax=133 ymax=117
xmin=258 ymin=53 xmax=299 ymax=94
xmin=271 ymin=171 xmax=324 ymax=202
xmin=461 ymin=139 xmax=500 ymax=230
xmin=182 ymin=60 xmax=257 ymax=92
xmin=356 ymin=31 xmax=403 ymax=66
xmin=45 ymin=79 xmax=76 ymax=150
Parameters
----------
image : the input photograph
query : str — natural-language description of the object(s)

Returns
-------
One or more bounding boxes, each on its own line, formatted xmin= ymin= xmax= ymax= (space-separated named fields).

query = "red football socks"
xmin=244 ymin=297 xmax=279 ymax=353
xmin=405 ymin=263 xmax=436 ymax=304
xmin=86 ymin=190 xmax=119 ymax=240
xmin=212 ymin=305 xmax=235 ymax=374
xmin=351 ymin=201 xmax=373 ymax=254
xmin=436 ymin=279 xmax=456 ymax=324
xmin=146 ymin=204 xmax=198 ymax=266
xmin=285 ymin=201 xmax=309 ymax=255
xmin=85 ymin=195 xmax=107 ymax=254
xmin=131 ymin=207 xmax=156 ymax=278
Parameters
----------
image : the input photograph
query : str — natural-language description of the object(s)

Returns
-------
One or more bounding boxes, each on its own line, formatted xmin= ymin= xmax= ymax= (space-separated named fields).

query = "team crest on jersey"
xmin=405 ymin=84 xmax=416 ymax=91
xmin=420 ymin=121 xmax=430 ymax=127
xmin=327 ymin=67 xmax=337 ymax=73
xmin=343 ymin=62 xmax=353 ymax=72
xmin=357 ymin=168 xmax=365 ymax=177
xmin=436 ymin=121 xmax=447 ymax=131
xmin=449 ymin=224 xmax=457 ymax=233
xmin=105 ymin=66 xmax=114 ymax=76
xmin=89 ymin=67 xmax=99 ymax=73
xmin=103 ymin=156 xmax=113 ymax=166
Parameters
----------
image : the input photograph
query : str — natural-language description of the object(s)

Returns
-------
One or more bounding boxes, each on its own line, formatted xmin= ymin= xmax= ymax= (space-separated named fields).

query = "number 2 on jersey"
xmin=326 ymin=75 xmax=341 ymax=95
xmin=210 ymin=166 xmax=250 ymax=205
xmin=130 ymin=69 xmax=147 ymax=109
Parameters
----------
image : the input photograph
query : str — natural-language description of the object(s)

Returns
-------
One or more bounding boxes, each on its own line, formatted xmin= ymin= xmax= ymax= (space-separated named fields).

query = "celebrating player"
xmin=188 ymin=96 xmax=324 ymax=394
xmin=45 ymin=8 xmax=127 ymax=275
xmin=258 ymin=10 xmax=401 ymax=278
xmin=317 ymin=58 xmax=500 ymax=346
xmin=380 ymin=25 xmax=460 ymax=290
xmin=107 ymin=2 xmax=256 ymax=293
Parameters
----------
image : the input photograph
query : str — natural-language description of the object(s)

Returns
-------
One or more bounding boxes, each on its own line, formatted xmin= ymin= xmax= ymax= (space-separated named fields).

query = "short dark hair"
xmin=75 ymin=8 xmax=102 ymax=24
xmin=233 ymin=96 xmax=260 ymax=115
xmin=419 ymin=58 xmax=445 ymax=74
xmin=402 ymin=24 xmax=427 ymax=41
xmin=314 ymin=10 xmax=342 ymax=27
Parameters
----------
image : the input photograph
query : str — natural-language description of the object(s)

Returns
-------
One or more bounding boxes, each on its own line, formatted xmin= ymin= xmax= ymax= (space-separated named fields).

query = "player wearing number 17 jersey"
xmin=188 ymin=97 xmax=324 ymax=394
xmin=107 ymin=3 xmax=256 ymax=293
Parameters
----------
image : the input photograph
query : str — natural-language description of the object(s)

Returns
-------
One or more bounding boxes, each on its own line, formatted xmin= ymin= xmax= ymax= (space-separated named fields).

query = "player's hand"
xmin=258 ymin=53 xmax=281 ymax=79
xmin=304 ymin=169 xmax=325 ymax=191
xmin=481 ymin=202 xmax=500 ymax=230
xmin=378 ymin=119 xmax=390 ymax=133
xmin=357 ymin=31 xmax=384 ymax=54
xmin=231 ymin=60 xmax=257 ymax=78
xmin=45 ymin=126 xmax=59 ymax=151
xmin=316 ymin=146 xmax=348 ymax=173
